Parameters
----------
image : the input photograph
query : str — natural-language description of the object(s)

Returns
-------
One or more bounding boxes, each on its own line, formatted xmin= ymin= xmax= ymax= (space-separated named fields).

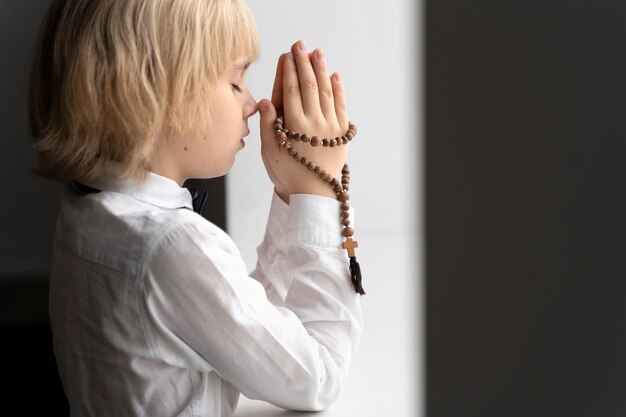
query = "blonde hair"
xmin=28 ymin=0 xmax=259 ymax=182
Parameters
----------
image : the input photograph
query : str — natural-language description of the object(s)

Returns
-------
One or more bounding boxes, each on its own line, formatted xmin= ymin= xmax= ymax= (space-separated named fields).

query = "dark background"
xmin=3 ymin=0 xmax=626 ymax=416
xmin=426 ymin=0 xmax=626 ymax=416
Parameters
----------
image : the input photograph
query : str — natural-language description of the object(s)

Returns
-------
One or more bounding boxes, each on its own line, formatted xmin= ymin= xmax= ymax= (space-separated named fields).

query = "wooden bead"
xmin=275 ymin=131 xmax=287 ymax=142
xmin=293 ymin=133 xmax=301 ymax=141
xmin=330 ymin=179 xmax=339 ymax=187
xmin=273 ymin=123 xmax=282 ymax=130
xmin=310 ymin=136 xmax=320 ymax=147
xmin=287 ymin=148 xmax=297 ymax=156
xmin=276 ymin=116 xmax=284 ymax=124
xmin=334 ymin=184 xmax=343 ymax=193
xmin=346 ymin=132 xmax=353 ymax=140
xmin=329 ymin=140 xmax=335 ymax=148
xmin=301 ymin=134 xmax=310 ymax=143
xmin=314 ymin=166 xmax=322 ymax=174
xmin=300 ymin=156 xmax=308 ymax=165
xmin=322 ymin=139 xmax=330 ymax=147
xmin=342 ymin=227 xmax=354 ymax=237
xmin=342 ymin=166 xmax=350 ymax=174
xmin=342 ymin=184 xmax=350 ymax=191
xmin=342 ymin=136 xmax=349 ymax=144
xmin=324 ymin=173 xmax=333 ymax=182
xmin=307 ymin=161 xmax=316 ymax=170
xmin=342 ymin=218 xmax=351 ymax=226
xmin=341 ymin=202 xmax=350 ymax=211
xmin=335 ymin=137 xmax=342 ymax=146
xmin=338 ymin=191 xmax=349 ymax=202
xmin=341 ymin=211 xmax=350 ymax=218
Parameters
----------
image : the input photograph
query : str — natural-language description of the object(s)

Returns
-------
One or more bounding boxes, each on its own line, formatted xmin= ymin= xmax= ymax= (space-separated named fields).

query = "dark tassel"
xmin=349 ymin=256 xmax=365 ymax=295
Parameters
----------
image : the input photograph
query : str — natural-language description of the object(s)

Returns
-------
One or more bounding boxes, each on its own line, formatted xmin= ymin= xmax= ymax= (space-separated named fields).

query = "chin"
xmin=210 ymin=162 xmax=235 ymax=179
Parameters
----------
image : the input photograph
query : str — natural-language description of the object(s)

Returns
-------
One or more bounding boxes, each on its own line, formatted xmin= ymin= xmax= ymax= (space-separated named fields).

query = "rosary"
xmin=273 ymin=115 xmax=365 ymax=295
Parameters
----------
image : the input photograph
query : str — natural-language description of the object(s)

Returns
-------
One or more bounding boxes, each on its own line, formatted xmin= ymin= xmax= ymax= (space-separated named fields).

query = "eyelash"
xmin=231 ymin=84 xmax=242 ymax=93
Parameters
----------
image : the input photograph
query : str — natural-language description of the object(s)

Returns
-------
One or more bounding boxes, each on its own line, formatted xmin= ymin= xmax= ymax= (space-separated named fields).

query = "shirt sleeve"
xmin=249 ymin=191 xmax=290 ymax=305
xmin=140 ymin=195 xmax=363 ymax=412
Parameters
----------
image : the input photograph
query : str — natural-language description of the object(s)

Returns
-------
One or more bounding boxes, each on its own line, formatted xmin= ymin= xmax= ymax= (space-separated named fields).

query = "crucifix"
xmin=342 ymin=238 xmax=359 ymax=257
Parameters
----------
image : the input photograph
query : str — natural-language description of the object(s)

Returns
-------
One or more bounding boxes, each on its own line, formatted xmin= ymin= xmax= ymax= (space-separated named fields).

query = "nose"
xmin=244 ymin=89 xmax=258 ymax=119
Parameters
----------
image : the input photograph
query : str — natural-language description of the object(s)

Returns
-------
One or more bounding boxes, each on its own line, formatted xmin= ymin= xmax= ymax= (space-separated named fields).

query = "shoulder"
xmin=57 ymin=184 xmax=235 ymax=274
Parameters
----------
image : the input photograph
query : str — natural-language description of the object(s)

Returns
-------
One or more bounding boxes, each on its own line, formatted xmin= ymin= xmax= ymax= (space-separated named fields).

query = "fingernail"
xmin=316 ymin=49 xmax=325 ymax=60
xmin=299 ymin=41 xmax=306 ymax=51
xmin=258 ymin=101 xmax=269 ymax=112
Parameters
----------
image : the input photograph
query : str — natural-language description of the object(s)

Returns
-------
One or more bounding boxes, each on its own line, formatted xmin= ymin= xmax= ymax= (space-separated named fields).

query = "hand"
xmin=259 ymin=41 xmax=350 ymax=201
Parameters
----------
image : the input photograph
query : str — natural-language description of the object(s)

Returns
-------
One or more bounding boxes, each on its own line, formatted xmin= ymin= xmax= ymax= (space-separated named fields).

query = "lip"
xmin=239 ymin=129 xmax=250 ymax=148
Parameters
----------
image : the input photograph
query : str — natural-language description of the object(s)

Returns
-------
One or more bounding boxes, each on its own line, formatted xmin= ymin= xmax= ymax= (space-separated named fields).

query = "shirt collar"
xmin=78 ymin=162 xmax=193 ymax=211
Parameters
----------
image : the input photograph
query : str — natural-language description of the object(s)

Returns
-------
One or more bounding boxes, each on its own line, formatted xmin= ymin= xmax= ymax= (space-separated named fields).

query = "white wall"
xmin=228 ymin=1 xmax=422 ymax=415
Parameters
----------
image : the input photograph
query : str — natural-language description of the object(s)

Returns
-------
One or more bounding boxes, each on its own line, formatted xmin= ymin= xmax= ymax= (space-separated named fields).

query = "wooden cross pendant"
xmin=342 ymin=238 xmax=359 ymax=257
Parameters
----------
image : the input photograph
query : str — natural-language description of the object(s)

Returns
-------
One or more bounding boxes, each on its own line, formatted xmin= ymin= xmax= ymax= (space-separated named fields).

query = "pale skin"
xmin=149 ymin=40 xmax=350 ymax=203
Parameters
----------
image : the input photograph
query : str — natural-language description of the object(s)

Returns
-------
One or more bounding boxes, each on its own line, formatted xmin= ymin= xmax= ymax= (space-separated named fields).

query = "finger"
xmin=310 ymin=49 xmax=336 ymax=122
xmin=258 ymin=98 xmax=278 ymax=148
xmin=292 ymin=40 xmax=322 ymax=117
xmin=331 ymin=72 xmax=349 ymax=130
xmin=258 ymin=99 xmax=290 ymax=198
xmin=271 ymin=53 xmax=285 ymax=113
xmin=282 ymin=51 xmax=304 ymax=122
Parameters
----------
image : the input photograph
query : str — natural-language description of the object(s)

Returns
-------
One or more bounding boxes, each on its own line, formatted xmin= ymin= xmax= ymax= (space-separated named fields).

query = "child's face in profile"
xmin=176 ymin=57 xmax=257 ymax=180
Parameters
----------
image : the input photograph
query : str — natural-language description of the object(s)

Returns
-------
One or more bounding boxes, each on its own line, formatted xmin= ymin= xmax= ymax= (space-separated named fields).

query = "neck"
xmin=148 ymin=130 xmax=189 ymax=186
xmin=148 ymin=155 xmax=186 ymax=187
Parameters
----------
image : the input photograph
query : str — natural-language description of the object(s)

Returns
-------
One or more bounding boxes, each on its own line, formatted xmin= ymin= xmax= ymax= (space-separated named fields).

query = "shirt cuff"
xmin=286 ymin=194 xmax=346 ymax=249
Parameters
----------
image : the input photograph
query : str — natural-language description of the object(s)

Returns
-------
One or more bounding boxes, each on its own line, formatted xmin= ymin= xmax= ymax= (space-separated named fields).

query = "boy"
xmin=29 ymin=0 xmax=362 ymax=415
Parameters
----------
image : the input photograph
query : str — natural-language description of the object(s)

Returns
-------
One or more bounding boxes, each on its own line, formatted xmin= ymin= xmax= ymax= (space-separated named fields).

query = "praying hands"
xmin=259 ymin=41 xmax=352 ymax=202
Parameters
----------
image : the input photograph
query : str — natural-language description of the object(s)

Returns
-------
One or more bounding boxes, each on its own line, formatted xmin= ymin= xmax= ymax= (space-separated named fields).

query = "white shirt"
xmin=49 ymin=164 xmax=363 ymax=417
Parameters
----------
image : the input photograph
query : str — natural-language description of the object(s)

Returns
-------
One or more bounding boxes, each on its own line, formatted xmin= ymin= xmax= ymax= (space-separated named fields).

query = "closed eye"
xmin=231 ymin=84 xmax=243 ymax=93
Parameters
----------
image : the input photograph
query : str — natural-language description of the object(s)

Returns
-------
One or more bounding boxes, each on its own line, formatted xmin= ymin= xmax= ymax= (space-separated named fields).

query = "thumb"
xmin=258 ymin=99 xmax=277 ymax=137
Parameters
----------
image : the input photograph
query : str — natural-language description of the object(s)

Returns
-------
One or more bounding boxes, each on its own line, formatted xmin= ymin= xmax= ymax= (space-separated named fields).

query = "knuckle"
xmin=286 ymin=85 xmax=300 ymax=96
xmin=320 ymin=87 xmax=333 ymax=99
xmin=336 ymin=101 xmax=348 ymax=112
xmin=313 ymin=115 xmax=327 ymax=128
xmin=303 ymin=80 xmax=318 ymax=91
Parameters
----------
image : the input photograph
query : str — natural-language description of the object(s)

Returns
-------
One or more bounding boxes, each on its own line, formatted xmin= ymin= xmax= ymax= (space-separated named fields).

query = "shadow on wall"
xmin=1 ymin=2 xmax=69 ymax=413
xmin=426 ymin=1 xmax=626 ymax=416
